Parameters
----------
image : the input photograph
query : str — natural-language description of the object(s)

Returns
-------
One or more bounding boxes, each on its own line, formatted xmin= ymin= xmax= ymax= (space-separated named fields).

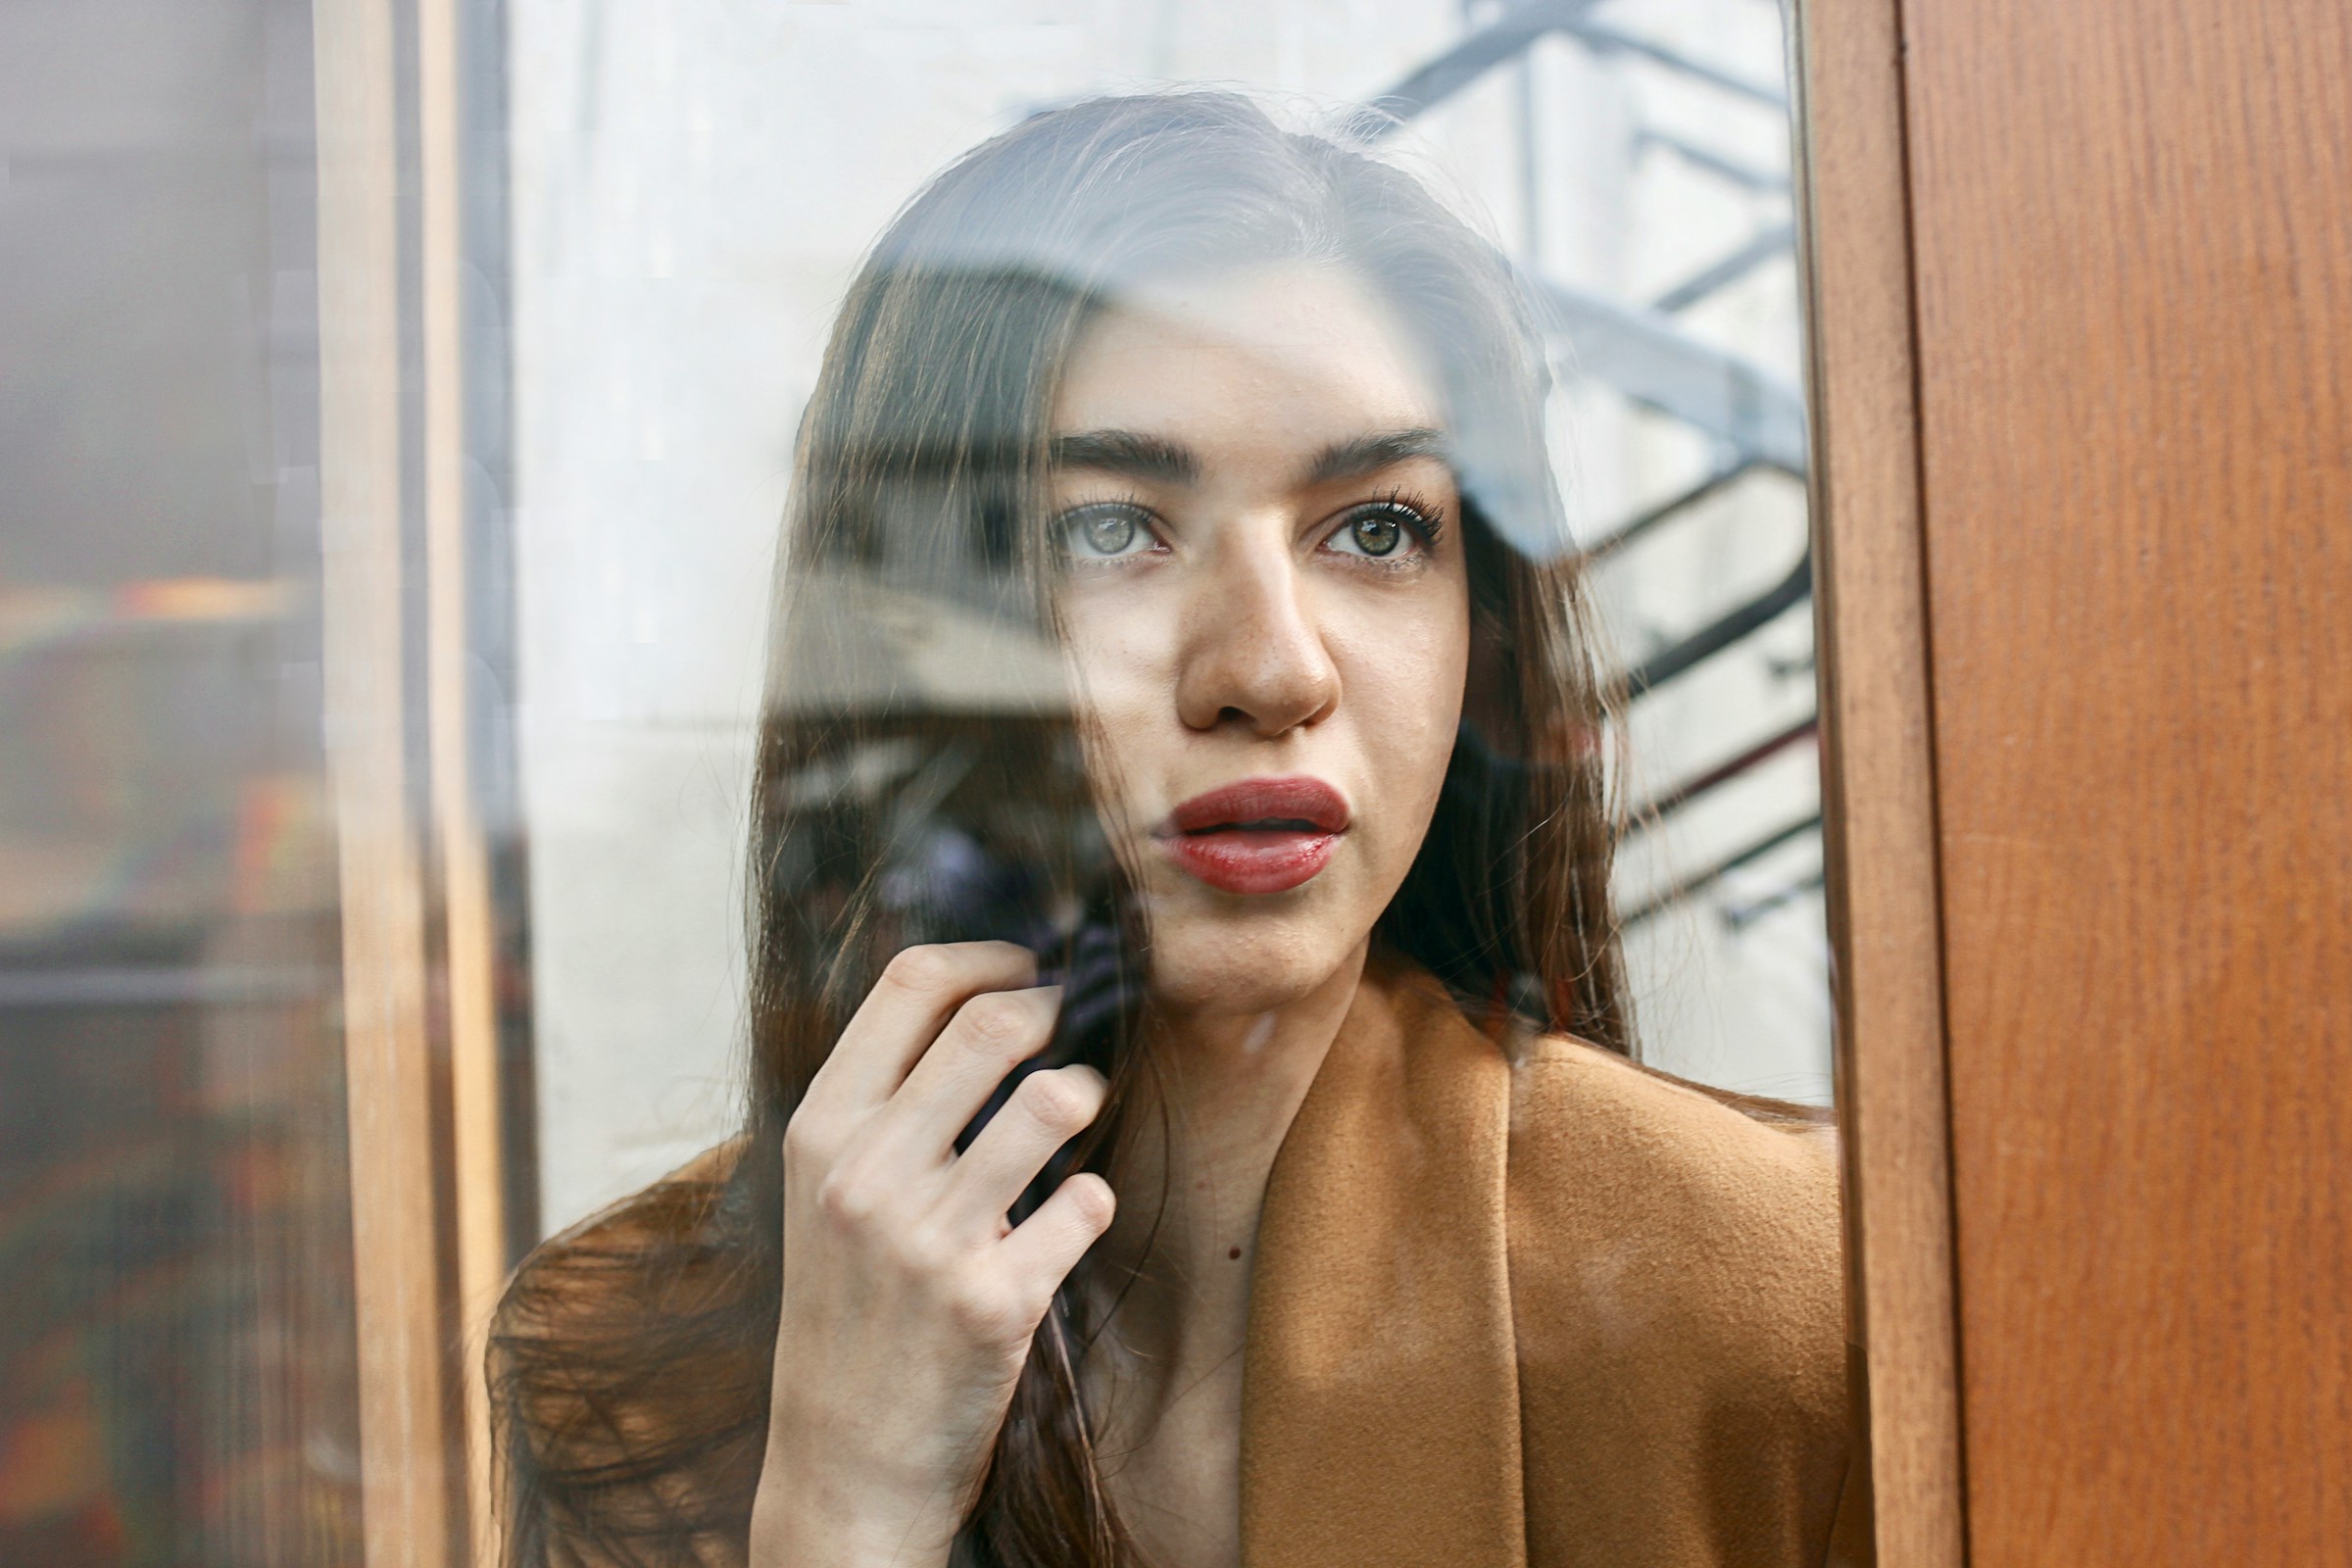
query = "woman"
xmin=492 ymin=92 xmax=1865 ymax=1568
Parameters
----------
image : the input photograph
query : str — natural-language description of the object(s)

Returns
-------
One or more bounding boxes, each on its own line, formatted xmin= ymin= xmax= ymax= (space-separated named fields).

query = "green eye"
xmin=1328 ymin=501 xmax=1434 ymax=560
xmin=1062 ymin=503 xmax=1152 ymax=559
xmin=1350 ymin=512 xmax=1403 ymax=557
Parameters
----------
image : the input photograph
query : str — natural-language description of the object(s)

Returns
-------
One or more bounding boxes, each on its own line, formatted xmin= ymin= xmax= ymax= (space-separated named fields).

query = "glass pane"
xmin=4 ymin=2 xmax=1852 ymax=1564
xmin=514 ymin=3 xmax=1826 ymax=1239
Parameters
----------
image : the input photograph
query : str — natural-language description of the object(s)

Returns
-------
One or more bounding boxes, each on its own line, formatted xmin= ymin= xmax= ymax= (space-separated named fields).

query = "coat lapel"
xmin=1238 ymin=956 xmax=1528 ymax=1568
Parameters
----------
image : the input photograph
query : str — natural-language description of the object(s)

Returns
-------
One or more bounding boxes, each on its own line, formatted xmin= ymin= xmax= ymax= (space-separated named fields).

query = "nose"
xmin=1172 ymin=529 xmax=1341 ymax=736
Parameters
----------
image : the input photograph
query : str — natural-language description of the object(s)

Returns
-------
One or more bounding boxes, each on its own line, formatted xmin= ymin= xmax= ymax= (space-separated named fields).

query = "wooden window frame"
xmin=1790 ymin=0 xmax=1970 ymax=1562
xmin=316 ymin=0 xmax=511 ymax=1560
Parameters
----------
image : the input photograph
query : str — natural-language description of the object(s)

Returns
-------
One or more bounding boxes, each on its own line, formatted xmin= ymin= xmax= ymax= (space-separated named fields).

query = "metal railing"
xmin=1359 ymin=0 xmax=1821 ymax=932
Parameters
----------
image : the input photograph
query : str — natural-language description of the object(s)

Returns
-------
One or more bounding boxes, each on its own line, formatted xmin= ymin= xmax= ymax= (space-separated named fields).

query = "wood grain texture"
xmin=1902 ymin=1 xmax=2352 ymax=1561
xmin=1788 ymin=0 xmax=1968 ymax=1561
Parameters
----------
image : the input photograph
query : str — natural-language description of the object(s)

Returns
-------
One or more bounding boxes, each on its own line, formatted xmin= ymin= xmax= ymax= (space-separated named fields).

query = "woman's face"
xmin=1049 ymin=262 xmax=1472 ymax=1018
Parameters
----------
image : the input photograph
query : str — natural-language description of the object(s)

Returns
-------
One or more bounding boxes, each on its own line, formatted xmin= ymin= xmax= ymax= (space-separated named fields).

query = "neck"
xmin=1089 ymin=939 xmax=1369 ymax=1373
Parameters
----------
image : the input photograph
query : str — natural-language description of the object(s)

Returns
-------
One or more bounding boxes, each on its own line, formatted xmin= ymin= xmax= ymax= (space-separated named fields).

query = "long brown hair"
xmin=492 ymin=90 xmax=1631 ymax=1568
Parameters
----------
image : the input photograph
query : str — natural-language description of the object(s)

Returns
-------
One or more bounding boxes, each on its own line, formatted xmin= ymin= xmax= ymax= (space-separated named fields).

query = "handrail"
xmin=1622 ymin=714 xmax=1818 ymax=828
xmin=1354 ymin=0 xmax=1788 ymax=132
xmin=1653 ymin=221 xmax=1796 ymax=313
xmin=1535 ymin=280 xmax=1810 ymax=471
xmin=1560 ymin=18 xmax=1788 ymax=108
xmin=1584 ymin=461 xmax=1755 ymax=561
xmin=1721 ymin=868 xmax=1827 ymax=932
xmin=1351 ymin=0 xmax=1605 ymax=135
xmin=1622 ymin=810 xmax=1822 ymax=927
xmin=1638 ymin=128 xmax=1789 ymax=193
xmin=1625 ymin=551 xmax=1811 ymax=699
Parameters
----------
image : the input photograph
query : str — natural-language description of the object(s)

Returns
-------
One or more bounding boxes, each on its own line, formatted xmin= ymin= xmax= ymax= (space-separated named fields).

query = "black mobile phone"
xmin=955 ymin=911 xmax=1134 ymax=1221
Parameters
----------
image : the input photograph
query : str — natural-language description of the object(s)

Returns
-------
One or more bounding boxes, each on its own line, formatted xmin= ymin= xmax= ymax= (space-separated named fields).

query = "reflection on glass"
xmin=2 ymin=3 xmax=1846 ymax=1566
xmin=0 ymin=3 xmax=365 ymax=1560
xmin=495 ymin=88 xmax=1857 ymax=1568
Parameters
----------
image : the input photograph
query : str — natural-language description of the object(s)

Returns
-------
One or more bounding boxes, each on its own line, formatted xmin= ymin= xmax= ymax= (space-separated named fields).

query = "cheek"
xmin=1055 ymin=590 xmax=1178 ymax=809
xmin=1362 ymin=570 xmax=1471 ymax=709
xmin=1058 ymin=589 xmax=1172 ymax=711
xmin=1329 ymin=591 xmax=1472 ymax=823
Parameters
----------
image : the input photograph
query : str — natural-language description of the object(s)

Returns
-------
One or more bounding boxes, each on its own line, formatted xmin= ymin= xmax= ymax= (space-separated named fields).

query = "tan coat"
xmin=1239 ymin=956 xmax=1867 ymax=1567
xmin=499 ymin=956 xmax=1868 ymax=1566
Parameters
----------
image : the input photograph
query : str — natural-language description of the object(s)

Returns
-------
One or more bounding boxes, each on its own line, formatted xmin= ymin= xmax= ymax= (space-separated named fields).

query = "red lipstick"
xmin=1155 ymin=776 xmax=1349 ymax=896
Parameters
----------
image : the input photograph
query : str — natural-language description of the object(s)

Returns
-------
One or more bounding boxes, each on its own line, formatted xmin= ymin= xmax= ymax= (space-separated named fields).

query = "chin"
xmin=1135 ymin=888 xmax=1368 ymax=1019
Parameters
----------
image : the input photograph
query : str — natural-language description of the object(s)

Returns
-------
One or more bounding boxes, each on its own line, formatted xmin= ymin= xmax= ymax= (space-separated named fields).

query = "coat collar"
xmin=1238 ymin=954 xmax=1527 ymax=1568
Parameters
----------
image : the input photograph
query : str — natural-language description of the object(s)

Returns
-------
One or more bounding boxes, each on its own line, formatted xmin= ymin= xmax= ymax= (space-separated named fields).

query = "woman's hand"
xmin=748 ymin=941 xmax=1116 ymax=1568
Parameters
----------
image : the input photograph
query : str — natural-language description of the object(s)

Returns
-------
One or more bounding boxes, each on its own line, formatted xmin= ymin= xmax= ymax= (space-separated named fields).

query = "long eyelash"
xmin=1055 ymin=491 xmax=1449 ymax=555
xmin=1363 ymin=488 xmax=1447 ymax=544
xmin=1055 ymin=496 xmax=1161 ymax=555
xmin=1065 ymin=491 xmax=1152 ymax=515
xmin=1060 ymin=495 xmax=1157 ymax=528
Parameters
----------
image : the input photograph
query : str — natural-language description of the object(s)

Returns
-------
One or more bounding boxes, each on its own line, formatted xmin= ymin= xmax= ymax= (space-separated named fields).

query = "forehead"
xmin=1050 ymin=262 xmax=1446 ymax=459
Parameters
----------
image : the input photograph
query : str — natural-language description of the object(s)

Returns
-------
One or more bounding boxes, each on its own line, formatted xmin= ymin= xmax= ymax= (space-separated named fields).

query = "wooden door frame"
xmin=1789 ymin=0 xmax=1969 ymax=1561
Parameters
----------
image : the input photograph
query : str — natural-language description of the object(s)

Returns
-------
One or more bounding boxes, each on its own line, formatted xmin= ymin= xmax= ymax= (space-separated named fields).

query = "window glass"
xmin=1 ymin=3 xmax=1841 ymax=1563
xmin=511 ymin=0 xmax=1825 ymax=1237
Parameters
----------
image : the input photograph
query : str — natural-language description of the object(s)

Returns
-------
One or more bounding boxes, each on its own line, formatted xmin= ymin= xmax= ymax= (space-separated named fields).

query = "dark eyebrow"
xmin=1050 ymin=429 xmax=1200 ymax=484
xmin=1300 ymin=427 xmax=1453 ymax=487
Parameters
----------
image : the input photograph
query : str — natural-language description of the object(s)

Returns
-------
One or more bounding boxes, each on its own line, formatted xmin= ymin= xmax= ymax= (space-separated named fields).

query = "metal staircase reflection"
xmin=1358 ymin=0 xmax=1820 ymax=932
